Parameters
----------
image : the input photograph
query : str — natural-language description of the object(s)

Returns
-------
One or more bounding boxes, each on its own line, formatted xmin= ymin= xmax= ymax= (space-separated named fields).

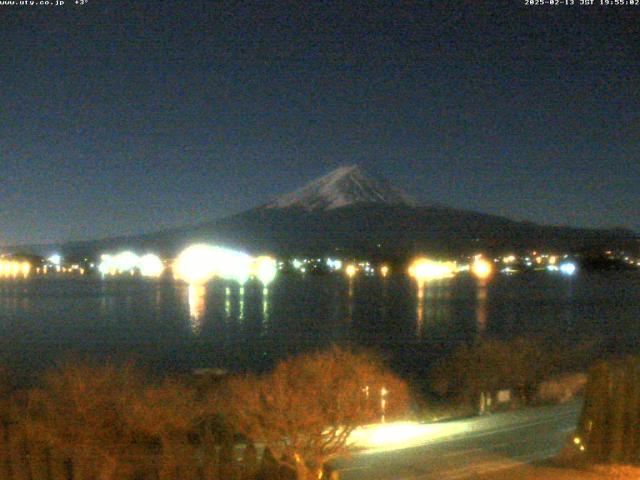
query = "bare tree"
xmin=219 ymin=346 xmax=410 ymax=480
xmin=430 ymin=338 xmax=556 ymax=406
xmin=128 ymin=378 xmax=205 ymax=480
xmin=25 ymin=362 xmax=143 ymax=480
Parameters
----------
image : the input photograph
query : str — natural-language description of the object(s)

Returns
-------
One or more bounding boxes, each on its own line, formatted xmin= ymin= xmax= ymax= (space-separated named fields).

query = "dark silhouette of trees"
xmin=128 ymin=378 xmax=205 ymax=480
xmin=25 ymin=362 xmax=143 ymax=480
xmin=577 ymin=358 xmax=640 ymax=465
xmin=0 ymin=347 xmax=411 ymax=480
xmin=430 ymin=338 xmax=556 ymax=407
xmin=0 ymin=367 xmax=21 ymax=480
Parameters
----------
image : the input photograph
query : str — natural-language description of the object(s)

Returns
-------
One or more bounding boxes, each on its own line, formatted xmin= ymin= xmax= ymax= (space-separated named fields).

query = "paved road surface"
xmin=333 ymin=402 xmax=581 ymax=480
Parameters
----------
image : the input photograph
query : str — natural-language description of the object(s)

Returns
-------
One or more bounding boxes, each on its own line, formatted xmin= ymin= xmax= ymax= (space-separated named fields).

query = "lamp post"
xmin=381 ymin=387 xmax=388 ymax=423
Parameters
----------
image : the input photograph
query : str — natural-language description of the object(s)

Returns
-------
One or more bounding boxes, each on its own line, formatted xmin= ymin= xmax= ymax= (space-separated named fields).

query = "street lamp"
xmin=381 ymin=387 xmax=388 ymax=423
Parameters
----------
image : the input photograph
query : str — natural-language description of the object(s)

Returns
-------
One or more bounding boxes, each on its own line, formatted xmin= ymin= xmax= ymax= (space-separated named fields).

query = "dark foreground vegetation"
xmin=574 ymin=357 xmax=640 ymax=465
xmin=0 ymin=347 xmax=410 ymax=480
xmin=530 ymin=357 xmax=640 ymax=480
xmin=426 ymin=337 xmax=598 ymax=412
xmin=0 ymin=339 xmax=635 ymax=480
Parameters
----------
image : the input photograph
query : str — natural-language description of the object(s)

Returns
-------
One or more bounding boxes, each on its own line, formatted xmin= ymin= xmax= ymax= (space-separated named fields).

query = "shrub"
xmin=430 ymin=338 xmax=557 ymax=407
xmin=537 ymin=372 xmax=587 ymax=405
xmin=577 ymin=357 xmax=640 ymax=465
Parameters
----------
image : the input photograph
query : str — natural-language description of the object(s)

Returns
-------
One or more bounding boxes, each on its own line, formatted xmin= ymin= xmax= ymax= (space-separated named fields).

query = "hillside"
xmin=16 ymin=166 xmax=639 ymax=259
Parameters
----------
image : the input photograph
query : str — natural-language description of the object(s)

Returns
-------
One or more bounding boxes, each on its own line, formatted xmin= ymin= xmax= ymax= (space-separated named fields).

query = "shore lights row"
xmin=99 ymin=244 xmax=278 ymax=287
xmin=0 ymin=259 xmax=31 ymax=278
xmin=97 ymin=246 xmax=577 ymax=287
xmin=174 ymin=244 xmax=277 ymax=286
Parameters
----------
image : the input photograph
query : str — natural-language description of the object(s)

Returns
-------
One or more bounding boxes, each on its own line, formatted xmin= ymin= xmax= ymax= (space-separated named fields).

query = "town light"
xmin=48 ymin=254 xmax=62 ymax=266
xmin=326 ymin=258 xmax=343 ymax=271
xmin=139 ymin=253 xmax=164 ymax=278
xmin=345 ymin=264 xmax=357 ymax=278
xmin=560 ymin=262 xmax=577 ymax=276
xmin=98 ymin=254 xmax=114 ymax=275
xmin=113 ymin=251 xmax=139 ymax=274
xmin=174 ymin=244 xmax=220 ymax=284
xmin=220 ymin=251 xmax=253 ymax=285
xmin=174 ymin=244 xmax=270 ymax=286
xmin=21 ymin=262 xmax=30 ymax=277
xmin=0 ymin=259 xmax=32 ymax=278
xmin=471 ymin=257 xmax=493 ymax=280
xmin=253 ymin=255 xmax=277 ymax=286
xmin=408 ymin=257 xmax=456 ymax=284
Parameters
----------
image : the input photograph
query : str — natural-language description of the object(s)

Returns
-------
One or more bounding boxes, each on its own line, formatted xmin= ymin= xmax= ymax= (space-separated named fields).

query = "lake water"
xmin=0 ymin=272 xmax=639 ymax=378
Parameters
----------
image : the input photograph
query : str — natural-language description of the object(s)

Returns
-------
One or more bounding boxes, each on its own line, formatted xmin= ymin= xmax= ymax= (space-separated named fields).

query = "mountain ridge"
xmin=8 ymin=166 xmax=639 ymax=258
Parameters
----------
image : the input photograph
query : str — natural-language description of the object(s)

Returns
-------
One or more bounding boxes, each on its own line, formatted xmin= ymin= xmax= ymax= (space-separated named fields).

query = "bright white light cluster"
xmin=358 ymin=261 xmax=375 ymax=275
xmin=408 ymin=258 xmax=456 ymax=284
xmin=48 ymin=254 xmax=62 ymax=266
xmin=138 ymin=254 xmax=165 ymax=277
xmin=325 ymin=258 xmax=343 ymax=271
xmin=349 ymin=420 xmax=471 ymax=453
xmin=174 ymin=244 xmax=278 ymax=286
xmin=254 ymin=255 xmax=278 ymax=286
xmin=559 ymin=262 xmax=577 ymax=276
xmin=99 ymin=251 xmax=164 ymax=278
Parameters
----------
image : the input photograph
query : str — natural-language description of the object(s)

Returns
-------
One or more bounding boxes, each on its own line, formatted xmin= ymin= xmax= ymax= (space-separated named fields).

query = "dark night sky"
xmin=1 ymin=1 xmax=638 ymax=246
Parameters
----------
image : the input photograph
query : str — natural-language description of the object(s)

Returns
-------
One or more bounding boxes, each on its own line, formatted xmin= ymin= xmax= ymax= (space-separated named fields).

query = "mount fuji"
xmin=22 ymin=165 xmax=638 ymax=259
xmin=265 ymin=165 xmax=415 ymax=211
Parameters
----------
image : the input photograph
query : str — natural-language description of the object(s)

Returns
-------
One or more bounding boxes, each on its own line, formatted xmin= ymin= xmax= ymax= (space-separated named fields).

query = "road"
xmin=333 ymin=401 xmax=581 ymax=480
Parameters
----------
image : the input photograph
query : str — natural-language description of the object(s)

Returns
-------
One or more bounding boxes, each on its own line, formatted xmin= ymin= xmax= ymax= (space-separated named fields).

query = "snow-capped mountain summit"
xmin=267 ymin=165 xmax=415 ymax=211
xmin=33 ymin=167 xmax=636 ymax=259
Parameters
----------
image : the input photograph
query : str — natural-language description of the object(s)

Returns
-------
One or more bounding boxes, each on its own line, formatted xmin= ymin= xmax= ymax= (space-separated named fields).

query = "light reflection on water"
xmin=238 ymin=286 xmax=245 ymax=321
xmin=185 ymin=283 xmax=273 ymax=335
xmin=475 ymin=278 xmax=489 ymax=334
xmin=187 ymin=284 xmax=206 ymax=333
xmin=262 ymin=287 xmax=270 ymax=334
xmin=224 ymin=287 xmax=231 ymax=320
xmin=0 ymin=272 xmax=638 ymax=374
xmin=416 ymin=284 xmax=424 ymax=339
xmin=347 ymin=277 xmax=355 ymax=322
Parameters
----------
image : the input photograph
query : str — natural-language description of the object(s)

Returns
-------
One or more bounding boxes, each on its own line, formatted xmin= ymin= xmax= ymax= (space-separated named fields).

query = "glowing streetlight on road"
xmin=381 ymin=387 xmax=388 ymax=423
